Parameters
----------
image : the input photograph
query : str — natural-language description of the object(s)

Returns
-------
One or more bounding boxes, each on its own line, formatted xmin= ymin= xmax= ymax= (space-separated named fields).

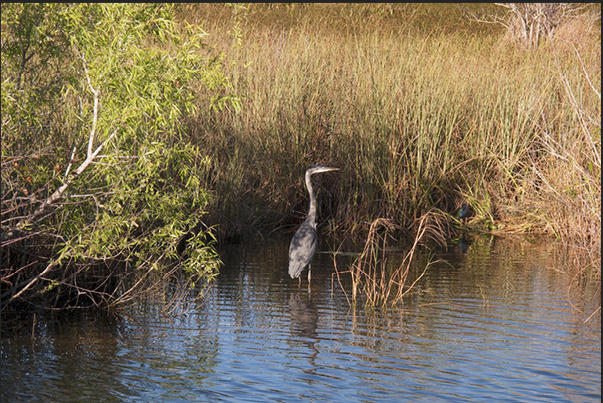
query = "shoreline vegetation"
xmin=185 ymin=4 xmax=600 ymax=262
xmin=1 ymin=4 xmax=600 ymax=313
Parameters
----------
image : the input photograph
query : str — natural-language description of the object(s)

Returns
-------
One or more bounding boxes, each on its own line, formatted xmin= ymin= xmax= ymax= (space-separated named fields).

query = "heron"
xmin=288 ymin=165 xmax=339 ymax=286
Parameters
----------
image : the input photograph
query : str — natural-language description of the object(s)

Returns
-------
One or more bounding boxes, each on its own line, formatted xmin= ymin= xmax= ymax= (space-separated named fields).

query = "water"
xmin=1 ymin=235 xmax=600 ymax=402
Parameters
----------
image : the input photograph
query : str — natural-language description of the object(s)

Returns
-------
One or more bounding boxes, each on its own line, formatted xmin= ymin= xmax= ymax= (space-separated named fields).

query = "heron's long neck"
xmin=305 ymin=172 xmax=317 ymax=225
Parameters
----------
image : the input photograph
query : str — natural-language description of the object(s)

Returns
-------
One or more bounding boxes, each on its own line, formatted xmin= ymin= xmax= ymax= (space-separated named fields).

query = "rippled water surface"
xmin=1 ymin=236 xmax=600 ymax=402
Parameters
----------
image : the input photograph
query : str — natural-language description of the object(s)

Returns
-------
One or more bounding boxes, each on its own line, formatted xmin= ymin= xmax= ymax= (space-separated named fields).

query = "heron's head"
xmin=306 ymin=165 xmax=340 ymax=176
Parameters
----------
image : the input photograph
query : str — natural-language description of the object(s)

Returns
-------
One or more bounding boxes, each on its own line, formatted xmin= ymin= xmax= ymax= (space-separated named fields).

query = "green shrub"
xmin=1 ymin=4 xmax=238 ymax=311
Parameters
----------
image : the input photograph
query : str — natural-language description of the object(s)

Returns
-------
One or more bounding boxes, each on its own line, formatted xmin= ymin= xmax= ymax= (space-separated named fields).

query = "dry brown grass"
xmin=333 ymin=212 xmax=448 ymax=306
xmin=179 ymin=4 xmax=600 ymax=272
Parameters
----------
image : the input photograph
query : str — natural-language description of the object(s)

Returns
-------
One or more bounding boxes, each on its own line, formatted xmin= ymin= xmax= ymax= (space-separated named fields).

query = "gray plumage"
xmin=288 ymin=165 xmax=339 ymax=284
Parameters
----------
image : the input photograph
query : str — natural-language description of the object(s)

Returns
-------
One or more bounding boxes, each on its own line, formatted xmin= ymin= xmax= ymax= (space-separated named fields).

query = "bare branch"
xmin=469 ymin=3 xmax=595 ymax=48
xmin=3 ymin=262 xmax=55 ymax=306
xmin=81 ymin=52 xmax=100 ymax=159
xmin=63 ymin=138 xmax=81 ymax=181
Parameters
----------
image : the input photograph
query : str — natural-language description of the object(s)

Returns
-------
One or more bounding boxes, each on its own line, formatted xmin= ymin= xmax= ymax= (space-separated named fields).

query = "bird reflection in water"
xmin=457 ymin=237 xmax=470 ymax=254
xmin=288 ymin=293 xmax=319 ymax=369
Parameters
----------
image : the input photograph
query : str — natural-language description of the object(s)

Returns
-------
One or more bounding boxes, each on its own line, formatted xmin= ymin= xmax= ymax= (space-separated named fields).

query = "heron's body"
xmin=288 ymin=216 xmax=317 ymax=279
xmin=288 ymin=165 xmax=339 ymax=285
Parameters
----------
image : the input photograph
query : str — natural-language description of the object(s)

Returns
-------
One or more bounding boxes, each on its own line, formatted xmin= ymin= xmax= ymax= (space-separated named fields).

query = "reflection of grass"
xmin=180 ymin=4 xmax=600 ymax=270
xmin=478 ymin=285 xmax=489 ymax=308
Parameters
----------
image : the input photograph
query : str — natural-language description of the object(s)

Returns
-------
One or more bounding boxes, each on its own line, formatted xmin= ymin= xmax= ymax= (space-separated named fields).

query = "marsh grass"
xmin=333 ymin=214 xmax=444 ymax=306
xmin=178 ymin=5 xmax=600 ymax=273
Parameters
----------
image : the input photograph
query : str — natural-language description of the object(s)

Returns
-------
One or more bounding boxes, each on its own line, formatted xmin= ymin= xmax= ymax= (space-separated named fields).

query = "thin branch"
xmin=4 ymin=262 xmax=55 ymax=306
xmin=64 ymin=137 xmax=82 ymax=181
xmin=81 ymin=52 xmax=99 ymax=159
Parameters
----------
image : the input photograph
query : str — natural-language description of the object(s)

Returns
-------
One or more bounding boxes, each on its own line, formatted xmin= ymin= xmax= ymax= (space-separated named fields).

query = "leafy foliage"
xmin=1 ymin=4 xmax=237 ymax=310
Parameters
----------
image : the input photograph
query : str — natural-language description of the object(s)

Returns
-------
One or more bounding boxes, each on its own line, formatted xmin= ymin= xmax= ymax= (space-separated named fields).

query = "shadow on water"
xmin=1 ymin=234 xmax=600 ymax=402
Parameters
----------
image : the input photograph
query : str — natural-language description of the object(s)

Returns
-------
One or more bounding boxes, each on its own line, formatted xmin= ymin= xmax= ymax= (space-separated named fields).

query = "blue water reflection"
xmin=1 ymin=236 xmax=600 ymax=402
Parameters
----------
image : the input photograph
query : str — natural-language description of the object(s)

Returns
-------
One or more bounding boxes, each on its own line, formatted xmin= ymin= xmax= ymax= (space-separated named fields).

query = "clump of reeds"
xmin=334 ymin=212 xmax=444 ymax=307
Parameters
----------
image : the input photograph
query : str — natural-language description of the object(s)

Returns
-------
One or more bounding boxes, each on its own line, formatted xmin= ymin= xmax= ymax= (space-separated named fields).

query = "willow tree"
xmin=1 ymin=4 xmax=238 ymax=312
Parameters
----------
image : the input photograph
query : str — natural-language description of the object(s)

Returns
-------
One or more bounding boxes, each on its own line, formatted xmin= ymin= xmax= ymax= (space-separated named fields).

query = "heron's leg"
xmin=308 ymin=265 xmax=311 ymax=283
xmin=298 ymin=276 xmax=301 ymax=287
